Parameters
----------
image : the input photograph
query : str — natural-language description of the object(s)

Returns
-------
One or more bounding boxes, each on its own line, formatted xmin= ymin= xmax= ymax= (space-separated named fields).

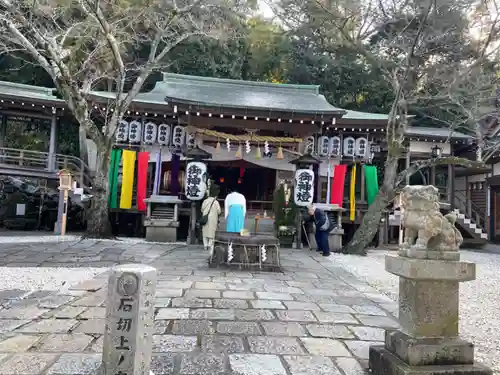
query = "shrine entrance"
xmin=207 ymin=160 xmax=276 ymax=209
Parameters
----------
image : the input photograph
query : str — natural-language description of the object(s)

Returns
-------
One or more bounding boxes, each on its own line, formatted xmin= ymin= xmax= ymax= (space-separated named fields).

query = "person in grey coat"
xmin=307 ymin=204 xmax=331 ymax=256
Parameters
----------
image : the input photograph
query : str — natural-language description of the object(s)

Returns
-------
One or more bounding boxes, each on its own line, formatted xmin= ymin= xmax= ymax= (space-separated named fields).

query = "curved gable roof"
xmin=136 ymin=73 xmax=346 ymax=115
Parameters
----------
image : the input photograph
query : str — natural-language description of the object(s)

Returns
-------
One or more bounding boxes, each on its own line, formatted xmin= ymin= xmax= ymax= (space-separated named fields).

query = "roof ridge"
xmin=161 ymin=72 xmax=320 ymax=95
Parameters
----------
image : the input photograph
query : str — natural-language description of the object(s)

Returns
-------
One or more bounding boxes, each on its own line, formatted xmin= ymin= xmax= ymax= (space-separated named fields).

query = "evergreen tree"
xmin=273 ymin=183 xmax=297 ymax=230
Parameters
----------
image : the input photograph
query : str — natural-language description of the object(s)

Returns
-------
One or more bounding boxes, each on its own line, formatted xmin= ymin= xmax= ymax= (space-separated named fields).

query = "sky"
xmin=258 ymin=0 xmax=274 ymax=18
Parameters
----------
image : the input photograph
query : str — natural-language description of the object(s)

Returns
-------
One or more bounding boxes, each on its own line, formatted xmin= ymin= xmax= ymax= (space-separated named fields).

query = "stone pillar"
xmin=369 ymin=185 xmax=492 ymax=375
xmin=98 ymin=264 xmax=157 ymax=375
xmin=54 ymin=190 xmax=64 ymax=235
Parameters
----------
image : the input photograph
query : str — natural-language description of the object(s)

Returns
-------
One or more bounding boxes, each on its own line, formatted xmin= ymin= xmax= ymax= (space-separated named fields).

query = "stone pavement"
xmin=0 ymin=239 xmax=178 ymax=267
xmin=0 ymin=242 xmax=401 ymax=375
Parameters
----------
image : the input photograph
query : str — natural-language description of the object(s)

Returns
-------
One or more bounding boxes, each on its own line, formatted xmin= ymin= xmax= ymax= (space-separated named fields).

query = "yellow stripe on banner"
xmin=349 ymin=164 xmax=356 ymax=221
xmin=119 ymin=150 xmax=137 ymax=209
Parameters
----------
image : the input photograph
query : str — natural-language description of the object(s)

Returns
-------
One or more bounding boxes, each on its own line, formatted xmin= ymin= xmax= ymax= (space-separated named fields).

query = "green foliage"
xmin=272 ymin=184 xmax=297 ymax=229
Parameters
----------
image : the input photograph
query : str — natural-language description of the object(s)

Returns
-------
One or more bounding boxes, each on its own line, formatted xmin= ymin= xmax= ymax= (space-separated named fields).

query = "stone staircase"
xmin=453 ymin=209 xmax=488 ymax=240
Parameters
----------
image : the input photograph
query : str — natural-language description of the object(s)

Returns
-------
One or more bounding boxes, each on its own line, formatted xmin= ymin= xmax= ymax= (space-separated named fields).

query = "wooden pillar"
xmin=313 ymin=163 xmax=321 ymax=203
xmin=487 ymin=182 xmax=492 ymax=239
xmin=360 ymin=165 xmax=365 ymax=202
xmin=430 ymin=166 xmax=436 ymax=186
xmin=0 ymin=114 xmax=6 ymax=148
xmin=48 ymin=109 xmax=57 ymax=172
xmin=448 ymin=163 xmax=455 ymax=208
xmin=0 ymin=115 xmax=6 ymax=164
xmin=465 ymin=175 xmax=472 ymax=216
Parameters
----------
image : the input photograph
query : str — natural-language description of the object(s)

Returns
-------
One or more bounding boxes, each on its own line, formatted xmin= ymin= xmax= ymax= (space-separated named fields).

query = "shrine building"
xmin=0 ymin=73 xmax=489 ymax=246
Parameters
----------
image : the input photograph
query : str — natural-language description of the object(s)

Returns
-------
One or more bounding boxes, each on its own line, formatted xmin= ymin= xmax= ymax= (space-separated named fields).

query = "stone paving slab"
xmin=0 ymin=245 xmax=402 ymax=374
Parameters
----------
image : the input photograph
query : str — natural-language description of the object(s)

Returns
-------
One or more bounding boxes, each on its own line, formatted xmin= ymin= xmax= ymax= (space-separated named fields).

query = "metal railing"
xmin=0 ymin=147 xmax=93 ymax=188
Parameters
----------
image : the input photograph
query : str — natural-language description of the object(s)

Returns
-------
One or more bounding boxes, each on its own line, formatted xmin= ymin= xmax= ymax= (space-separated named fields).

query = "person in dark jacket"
xmin=307 ymin=204 xmax=331 ymax=256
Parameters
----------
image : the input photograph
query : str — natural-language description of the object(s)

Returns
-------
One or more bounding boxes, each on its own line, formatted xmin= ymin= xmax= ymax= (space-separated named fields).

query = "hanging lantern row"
xmin=115 ymin=122 xmax=201 ymax=149
xmin=0 ymin=99 xmax=63 ymax=113
xmin=94 ymin=103 xmax=341 ymax=125
xmin=408 ymin=137 xmax=466 ymax=144
xmin=306 ymin=136 xmax=370 ymax=157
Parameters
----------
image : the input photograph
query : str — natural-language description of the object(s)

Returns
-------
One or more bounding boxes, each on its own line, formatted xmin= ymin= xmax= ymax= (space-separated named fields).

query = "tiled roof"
xmin=405 ymin=126 xmax=471 ymax=140
xmin=130 ymin=73 xmax=347 ymax=114
xmin=0 ymin=81 xmax=63 ymax=103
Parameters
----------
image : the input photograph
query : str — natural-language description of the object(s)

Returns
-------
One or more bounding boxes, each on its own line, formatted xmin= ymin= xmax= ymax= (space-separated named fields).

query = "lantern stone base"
xmin=369 ymin=346 xmax=492 ymax=375
xmin=144 ymin=221 xmax=179 ymax=243
xmin=368 ymin=254 xmax=492 ymax=375
xmin=328 ymin=228 xmax=343 ymax=251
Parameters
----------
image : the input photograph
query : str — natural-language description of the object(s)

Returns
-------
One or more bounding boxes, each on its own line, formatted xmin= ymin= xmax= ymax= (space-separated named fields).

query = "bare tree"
xmin=417 ymin=63 xmax=499 ymax=162
xmin=273 ymin=0 xmax=500 ymax=254
xmin=0 ymin=0 xmax=245 ymax=237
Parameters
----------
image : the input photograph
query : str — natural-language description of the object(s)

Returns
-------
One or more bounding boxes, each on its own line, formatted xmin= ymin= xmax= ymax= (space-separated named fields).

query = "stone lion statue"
xmin=400 ymin=185 xmax=463 ymax=251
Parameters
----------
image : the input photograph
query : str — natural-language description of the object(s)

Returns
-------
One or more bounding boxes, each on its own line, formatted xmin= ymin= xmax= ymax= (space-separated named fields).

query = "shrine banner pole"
xmin=326 ymin=160 xmax=331 ymax=204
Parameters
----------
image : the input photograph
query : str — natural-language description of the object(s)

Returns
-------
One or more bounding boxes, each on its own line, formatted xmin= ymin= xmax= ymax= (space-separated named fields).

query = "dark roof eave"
xmin=166 ymin=97 xmax=347 ymax=116
xmin=0 ymin=93 xmax=65 ymax=107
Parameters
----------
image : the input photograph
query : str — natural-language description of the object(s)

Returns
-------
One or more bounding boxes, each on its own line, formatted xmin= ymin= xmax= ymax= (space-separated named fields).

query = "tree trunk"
xmin=343 ymin=154 xmax=400 ymax=255
xmin=84 ymin=151 xmax=114 ymax=239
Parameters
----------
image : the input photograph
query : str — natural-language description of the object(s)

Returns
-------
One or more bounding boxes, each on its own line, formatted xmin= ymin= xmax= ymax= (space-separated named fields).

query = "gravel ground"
xmin=328 ymin=250 xmax=500 ymax=374
xmin=0 ymin=267 xmax=104 ymax=292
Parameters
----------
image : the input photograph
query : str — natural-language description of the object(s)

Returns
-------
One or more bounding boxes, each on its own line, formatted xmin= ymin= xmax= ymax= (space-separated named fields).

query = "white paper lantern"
xmin=143 ymin=122 xmax=157 ymax=145
xmin=245 ymin=140 xmax=251 ymax=154
xmin=317 ymin=136 xmax=329 ymax=156
xmin=157 ymin=124 xmax=170 ymax=145
xmin=128 ymin=120 xmax=142 ymax=143
xmin=355 ymin=137 xmax=368 ymax=157
xmin=184 ymin=161 xmax=207 ymax=200
xmin=115 ymin=120 xmax=129 ymax=142
xmin=294 ymin=169 xmax=314 ymax=206
xmin=343 ymin=137 xmax=356 ymax=157
xmin=329 ymin=136 xmax=341 ymax=156
xmin=172 ymin=125 xmax=185 ymax=147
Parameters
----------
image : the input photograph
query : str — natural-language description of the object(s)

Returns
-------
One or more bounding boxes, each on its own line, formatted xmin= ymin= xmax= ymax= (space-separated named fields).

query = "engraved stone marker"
xmin=97 ymin=264 xmax=157 ymax=375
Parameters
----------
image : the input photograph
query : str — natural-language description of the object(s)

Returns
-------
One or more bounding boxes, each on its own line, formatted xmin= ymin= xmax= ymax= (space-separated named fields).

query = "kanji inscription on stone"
xmin=97 ymin=264 xmax=157 ymax=375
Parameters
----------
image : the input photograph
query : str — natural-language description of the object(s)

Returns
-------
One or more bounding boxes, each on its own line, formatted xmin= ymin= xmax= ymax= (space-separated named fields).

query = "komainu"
xmin=400 ymin=185 xmax=463 ymax=251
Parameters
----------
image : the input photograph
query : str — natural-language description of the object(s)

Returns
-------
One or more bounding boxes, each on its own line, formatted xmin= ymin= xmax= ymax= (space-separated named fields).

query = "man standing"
xmin=307 ymin=204 xmax=331 ymax=256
